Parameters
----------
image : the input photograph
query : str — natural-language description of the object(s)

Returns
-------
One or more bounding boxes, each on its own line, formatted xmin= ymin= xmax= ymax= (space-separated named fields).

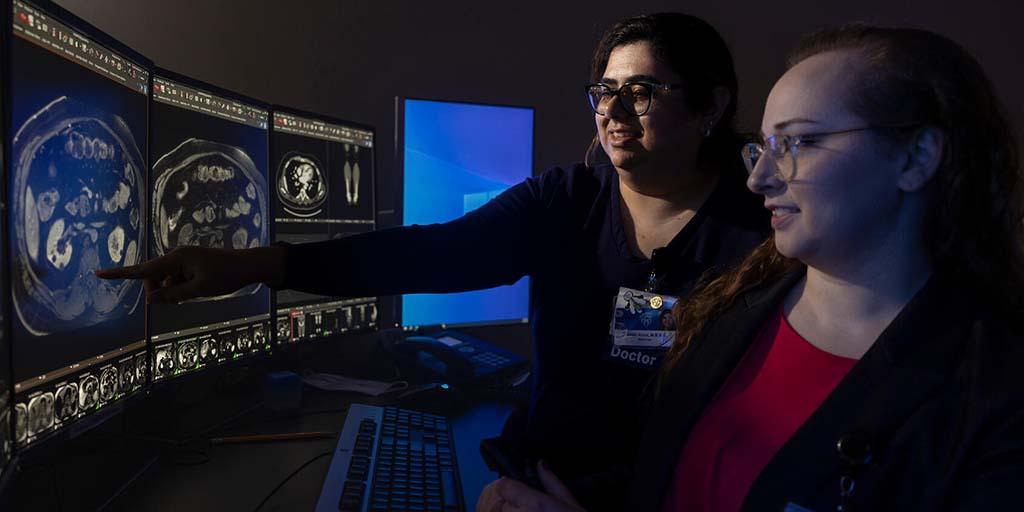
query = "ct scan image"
xmin=15 ymin=404 xmax=27 ymax=444
xmin=134 ymin=352 xmax=148 ymax=384
xmin=99 ymin=367 xmax=120 ymax=401
xmin=27 ymin=392 xmax=55 ymax=437
xmin=277 ymin=152 xmax=327 ymax=217
xmin=253 ymin=324 xmax=267 ymax=347
xmin=78 ymin=374 xmax=99 ymax=410
xmin=220 ymin=335 xmax=237 ymax=358
xmin=119 ymin=358 xmax=136 ymax=390
xmin=10 ymin=97 xmax=145 ymax=336
xmin=199 ymin=337 xmax=218 ymax=362
xmin=237 ymin=330 xmax=252 ymax=352
xmin=152 ymin=138 xmax=268 ymax=301
xmin=55 ymin=382 xmax=79 ymax=421
xmin=277 ymin=317 xmax=290 ymax=342
xmin=155 ymin=346 xmax=175 ymax=378
xmin=177 ymin=340 xmax=198 ymax=370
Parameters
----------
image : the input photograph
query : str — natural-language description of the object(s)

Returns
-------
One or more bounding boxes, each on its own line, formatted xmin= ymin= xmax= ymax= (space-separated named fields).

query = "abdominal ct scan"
xmin=152 ymin=138 xmax=269 ymax=301
xmin=11 ymin=97 xmax=145 ymax=336
xmin=277 ymin=152 xmax=327 ymax=217
xmin=78 ymin=374 xmax=99 ymax=410
xmin=55 ymin=382 xmax=79 ymax=421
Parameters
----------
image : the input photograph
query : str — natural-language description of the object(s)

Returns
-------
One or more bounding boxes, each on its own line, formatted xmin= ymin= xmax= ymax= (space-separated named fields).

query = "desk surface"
xmin=110 ymin=389 xmax=514 ymax=511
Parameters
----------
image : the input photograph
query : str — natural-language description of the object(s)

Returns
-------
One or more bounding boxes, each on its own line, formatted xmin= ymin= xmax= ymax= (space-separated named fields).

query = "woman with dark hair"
xmin=482 ymin=23 xmax=1024 ymax=512
xmin=99 ymin=13 xmax=768 ymax=507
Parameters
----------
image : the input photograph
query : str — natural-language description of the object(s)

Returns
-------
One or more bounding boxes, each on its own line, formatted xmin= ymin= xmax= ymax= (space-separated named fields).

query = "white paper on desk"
xmin=302 ymin=373 xmax=409 ymax=397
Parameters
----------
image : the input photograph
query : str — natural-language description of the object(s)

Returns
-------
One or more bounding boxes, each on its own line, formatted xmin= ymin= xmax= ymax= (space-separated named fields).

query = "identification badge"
xmin=604 ymin=287 xmax=679 ymax=368
xmin=610 ymin=287 xmax=678 ymax=348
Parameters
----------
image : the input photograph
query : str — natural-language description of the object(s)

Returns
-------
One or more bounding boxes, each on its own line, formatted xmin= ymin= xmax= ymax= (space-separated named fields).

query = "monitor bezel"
xmin=4 ymin=0 xmax=154 ymax=458
xmin=393 ymin=95 xmax=536 ymax=331
xmin=147 ymin=67 xmax=275 ymax=387
xmin=269 ymin=104 xmax=380 ymax=347
xmin=1 ymin=0 xmax=14 ymax=487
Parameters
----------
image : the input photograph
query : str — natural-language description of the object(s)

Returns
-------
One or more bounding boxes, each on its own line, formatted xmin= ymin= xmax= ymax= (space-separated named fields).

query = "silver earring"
xmin=703 ymin=125 xmax=713 ymax=137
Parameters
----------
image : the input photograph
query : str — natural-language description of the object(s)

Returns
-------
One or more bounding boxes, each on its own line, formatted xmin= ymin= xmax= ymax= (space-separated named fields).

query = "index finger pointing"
xmin=95 ymin=263 xmax=149 ymax=280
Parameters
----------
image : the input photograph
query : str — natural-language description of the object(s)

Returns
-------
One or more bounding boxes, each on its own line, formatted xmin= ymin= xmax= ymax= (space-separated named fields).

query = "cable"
xmin=252 ymin=451 xmax=333 ymax=512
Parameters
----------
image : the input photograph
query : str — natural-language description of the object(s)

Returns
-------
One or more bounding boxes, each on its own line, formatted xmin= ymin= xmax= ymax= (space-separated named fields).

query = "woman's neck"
xmin=786 ymin=230 xmax=933 ymax=359
xmin=617 ymin=163 xmax=718 ymax=221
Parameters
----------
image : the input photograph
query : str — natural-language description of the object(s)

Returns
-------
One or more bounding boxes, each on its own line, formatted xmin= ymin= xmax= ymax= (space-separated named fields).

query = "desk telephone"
xmin=382 ymin=330 xmax=530 ymax=390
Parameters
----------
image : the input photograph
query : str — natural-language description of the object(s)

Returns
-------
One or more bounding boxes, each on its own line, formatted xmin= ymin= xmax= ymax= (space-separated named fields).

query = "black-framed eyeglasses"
xmin=585 ymin=81 xmax=685 ymax=117
xmin=741 ymin=124 xmax=920 ymax=182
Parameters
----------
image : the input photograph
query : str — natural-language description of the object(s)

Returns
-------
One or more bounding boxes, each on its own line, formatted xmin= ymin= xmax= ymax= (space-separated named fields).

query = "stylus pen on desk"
xmin=210 ymin=431 xmax=338 ymax=445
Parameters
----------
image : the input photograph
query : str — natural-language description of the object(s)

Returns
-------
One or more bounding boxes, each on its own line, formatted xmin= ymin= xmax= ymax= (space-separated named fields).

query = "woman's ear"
xmin=702 ymin=86 xmax=731 ymax=131
xmin=898 ymin=126 xmax=945 ymax=192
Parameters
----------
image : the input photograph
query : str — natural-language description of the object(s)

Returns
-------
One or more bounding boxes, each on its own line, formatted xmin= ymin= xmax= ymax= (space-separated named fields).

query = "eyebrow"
xmin=770 ymin=118 xmax=820 ymax=132
xmin=600 ymin=74 xmax=664 ymax=86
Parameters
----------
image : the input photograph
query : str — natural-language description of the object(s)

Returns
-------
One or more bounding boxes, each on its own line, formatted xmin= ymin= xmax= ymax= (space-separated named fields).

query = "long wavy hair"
xmin=660 ymin=25 xmax=1024 ymax=377
xmin=585 ymin=13 xmax=744 ymax=177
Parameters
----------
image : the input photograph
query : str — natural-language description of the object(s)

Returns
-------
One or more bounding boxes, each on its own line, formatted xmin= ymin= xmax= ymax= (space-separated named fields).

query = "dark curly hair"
xmin=661 ymin=24 xmax=1024 ymax=377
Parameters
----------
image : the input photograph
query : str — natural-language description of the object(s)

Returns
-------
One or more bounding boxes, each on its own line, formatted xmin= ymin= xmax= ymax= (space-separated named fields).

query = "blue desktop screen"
xmin=401 ymin=99 xmax=533 ymax=327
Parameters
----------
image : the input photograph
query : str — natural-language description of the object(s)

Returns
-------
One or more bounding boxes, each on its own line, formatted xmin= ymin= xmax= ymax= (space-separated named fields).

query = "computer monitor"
xmin=6 ymin=0 xmax=150 ymax=450
xmin=271 ymin=107 xmax=378 ymax=344
xmin=396 ymin=98 xmax=533 ymax=329
xmin=149 ymin=70 xmax=271 ymax=382
xmin=0 ymin=0 xmax=12 ymax=482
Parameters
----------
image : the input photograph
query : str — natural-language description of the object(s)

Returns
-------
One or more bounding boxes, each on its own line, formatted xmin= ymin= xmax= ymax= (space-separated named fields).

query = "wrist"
xmin=243 ymin=245 xmax=287 ymax=288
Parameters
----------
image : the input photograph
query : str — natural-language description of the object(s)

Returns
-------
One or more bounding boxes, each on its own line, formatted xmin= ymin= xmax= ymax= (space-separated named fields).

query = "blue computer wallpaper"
xmin=402 ymin=99 xmax=533 ymax=327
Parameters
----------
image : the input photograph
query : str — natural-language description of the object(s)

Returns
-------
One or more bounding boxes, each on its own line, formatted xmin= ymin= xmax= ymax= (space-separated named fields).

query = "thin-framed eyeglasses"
xmin=585 ymin=81 xmax=685 ymax=117
xmin=741 ymin=124 xmax=920 ymax=182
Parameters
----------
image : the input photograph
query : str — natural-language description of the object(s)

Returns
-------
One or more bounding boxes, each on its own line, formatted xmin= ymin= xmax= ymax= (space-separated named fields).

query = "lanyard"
xmin=645 ymin=248 xmax=668 ymax=293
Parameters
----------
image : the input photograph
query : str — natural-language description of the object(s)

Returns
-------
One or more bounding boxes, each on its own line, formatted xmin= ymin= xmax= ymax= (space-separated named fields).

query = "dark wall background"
xmin=55 ymin=0 xmax=1024 ymax=228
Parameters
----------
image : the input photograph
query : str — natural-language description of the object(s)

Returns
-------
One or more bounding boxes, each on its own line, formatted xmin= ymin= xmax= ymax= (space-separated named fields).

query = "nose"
xmin=746 ymin=154 xmax=784 ymax=195
xmin=604 ymin=93 xmax=631 ymax=122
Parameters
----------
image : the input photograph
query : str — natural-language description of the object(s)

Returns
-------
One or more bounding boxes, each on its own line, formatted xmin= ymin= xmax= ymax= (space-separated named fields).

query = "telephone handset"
xmin=382 ymin=330 xmax=529 ymax=389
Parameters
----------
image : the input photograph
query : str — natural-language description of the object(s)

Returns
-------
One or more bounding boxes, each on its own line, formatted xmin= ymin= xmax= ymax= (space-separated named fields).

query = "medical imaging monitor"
xmin=149 ymin=70 xmax=271 ymax=383
xmin=0 ymin=0 xmax=12 ymax=479
xmin=397 ymin=98 xmax=533 ymax=329
xmin=6 ymin=0 xmax=150 ymax=450
xmin=271 ymin=107 xmax=377 ymax=345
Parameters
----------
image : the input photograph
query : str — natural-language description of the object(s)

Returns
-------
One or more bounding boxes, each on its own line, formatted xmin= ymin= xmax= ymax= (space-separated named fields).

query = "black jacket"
xmin=626 ymin=267 xmax=1024 ymax=511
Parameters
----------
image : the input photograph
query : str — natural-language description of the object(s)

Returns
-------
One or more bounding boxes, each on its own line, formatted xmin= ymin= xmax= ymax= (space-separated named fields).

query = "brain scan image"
xmin=134 ymin=353 xmax=148 ymax=383
xmin=119 ymin=359 xmax=136 ymax=390
xmin=27 ymin=392 xmax=55 ymax=437
xmin=152 ymin=138 xmax=268 ymax=301
xmin=177 ymin=340 xmax=198 ymax=369
xmin=55 ymin=383 xmax=79 ymax=420
xmin=79 ymin=375 xmax=99 ymax=410
xmin=99 ymin=367 xmax=120 ymax=401
xmin=155 ymin=347 xmax=175 ymax=377
xmin=277 ymin=153 xmax=327 ymax=217
xmin=10 ymin=97 xmax=145 ymax=336
xmin=295 ymin=315 xmax=306 ymax=338
xmin=369 ymin=303 xmax=378 ymax=323
xmin=16 ymin=404 xmax=27 ymax=444
xmin=199 ymin=338 xmax=218 ymax=361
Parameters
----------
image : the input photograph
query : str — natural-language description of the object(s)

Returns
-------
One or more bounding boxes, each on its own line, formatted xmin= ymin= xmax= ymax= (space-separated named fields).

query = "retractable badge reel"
xmin=835 ymin=430 xmax=873 ymax=512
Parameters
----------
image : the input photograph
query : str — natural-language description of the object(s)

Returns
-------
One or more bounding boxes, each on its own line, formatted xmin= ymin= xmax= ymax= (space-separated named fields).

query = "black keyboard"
xmin=315 ymin=404 xmax=463 ymax=512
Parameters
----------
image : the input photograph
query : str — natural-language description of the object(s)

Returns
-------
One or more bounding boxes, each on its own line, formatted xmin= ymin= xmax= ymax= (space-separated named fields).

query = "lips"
xmin=766 ymin=204 xmax=800 ymax=229
xmin=608 ymin=129 xmax=641 ymax=146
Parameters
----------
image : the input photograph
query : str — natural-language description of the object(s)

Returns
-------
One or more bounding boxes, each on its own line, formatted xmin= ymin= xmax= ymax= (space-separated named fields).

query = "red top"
xmin=662 ymin=307 xmax=858 ymax=512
